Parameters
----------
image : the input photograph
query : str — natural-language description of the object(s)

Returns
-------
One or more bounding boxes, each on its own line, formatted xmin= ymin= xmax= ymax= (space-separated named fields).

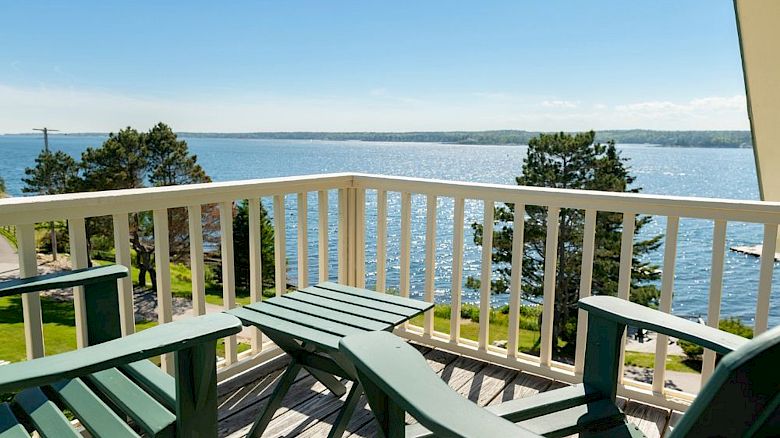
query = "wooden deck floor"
xmin=216 ymin=344 xmax=680 ymax=437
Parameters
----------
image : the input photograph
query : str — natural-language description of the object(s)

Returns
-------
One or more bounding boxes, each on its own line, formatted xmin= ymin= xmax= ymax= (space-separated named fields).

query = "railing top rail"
xmin=3 ymin=172 xmax=780 ymax=225
xmin=0 ymin=173 xmax=354 ymax=225
xmin=353 ymin=173 xmax=780 ymax=223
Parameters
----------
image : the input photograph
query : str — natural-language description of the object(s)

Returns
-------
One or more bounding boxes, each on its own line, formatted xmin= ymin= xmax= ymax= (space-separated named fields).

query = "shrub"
xmin=677 ymin=317 xmax=753 ymax=360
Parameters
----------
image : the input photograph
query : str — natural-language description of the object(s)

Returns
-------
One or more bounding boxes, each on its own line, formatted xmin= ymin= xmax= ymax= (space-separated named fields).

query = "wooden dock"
xmin=216 ymin=343 xmax=679 ymax=437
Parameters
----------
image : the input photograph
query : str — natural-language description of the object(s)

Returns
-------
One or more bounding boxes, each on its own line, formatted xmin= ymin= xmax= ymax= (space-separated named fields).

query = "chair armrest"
xmin=0 ymin=313 xmax=242 ymax=393
xmin=340 ymin=331 xmax=542 ymax=438
xmin=0 ymin=265 xmax=128 ymax=297
xmin=579 ymin=296 xmax=749 ymax=355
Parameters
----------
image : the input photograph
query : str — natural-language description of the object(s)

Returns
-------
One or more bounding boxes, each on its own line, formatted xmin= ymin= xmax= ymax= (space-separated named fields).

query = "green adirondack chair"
xmin=340 ymin=295 xmax=780 ymax=437
xmin=0 ymin=265 xmax=243 ymax=438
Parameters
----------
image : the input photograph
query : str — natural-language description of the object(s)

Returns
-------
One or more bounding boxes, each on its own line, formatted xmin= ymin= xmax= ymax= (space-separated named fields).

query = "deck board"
xmin=217 ymin=343 xmax=676 ymax=437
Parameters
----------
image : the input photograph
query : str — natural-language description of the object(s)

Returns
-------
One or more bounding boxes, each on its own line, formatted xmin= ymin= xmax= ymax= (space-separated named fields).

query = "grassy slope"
xmin=1 ymin=257 xmax=698 ymax=373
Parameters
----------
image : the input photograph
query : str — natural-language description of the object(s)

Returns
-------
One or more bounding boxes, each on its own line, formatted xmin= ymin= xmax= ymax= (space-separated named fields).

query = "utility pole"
xmin=33 ymin=127 xmax=59 ymax=152
xmin=33 ymin=127 xmax=60 ymax=261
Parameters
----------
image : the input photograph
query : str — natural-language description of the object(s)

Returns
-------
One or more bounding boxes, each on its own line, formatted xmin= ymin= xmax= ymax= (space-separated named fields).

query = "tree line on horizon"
xmin=178 ymin=129 xmax=752 ymax=148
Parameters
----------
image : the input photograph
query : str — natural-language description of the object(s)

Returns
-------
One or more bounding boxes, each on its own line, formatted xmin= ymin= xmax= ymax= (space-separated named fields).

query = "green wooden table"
xmin=226 ymin=281 xmax=433 ymax=438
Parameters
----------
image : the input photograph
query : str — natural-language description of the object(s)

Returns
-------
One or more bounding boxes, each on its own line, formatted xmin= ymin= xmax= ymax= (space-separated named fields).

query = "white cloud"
xmin=541 ymin=99 xmax=579 ymax=109
xmin=0 ymin=83 xmax=750 ymax=133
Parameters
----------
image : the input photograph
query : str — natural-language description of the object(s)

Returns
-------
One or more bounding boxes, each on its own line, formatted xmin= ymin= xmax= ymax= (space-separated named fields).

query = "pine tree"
xmin=230 ymin=200 xmax=276 ymax=292
xmin=22 ymin=150 xmax=80 ymax=259
xmin=78 ymin=124 xmax=219 ymax=290
xmin=472 ymin=131 xmax=662 ymax=347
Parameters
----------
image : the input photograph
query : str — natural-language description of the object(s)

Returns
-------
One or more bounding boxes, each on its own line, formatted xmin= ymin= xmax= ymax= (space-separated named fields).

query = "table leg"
xmin=303 ymin=365 xmax=347 ymax=397
xmin=247 ymin=360 xmax=302 ymax=437
xmin=327 ymin=382 xmax=363 ymax=438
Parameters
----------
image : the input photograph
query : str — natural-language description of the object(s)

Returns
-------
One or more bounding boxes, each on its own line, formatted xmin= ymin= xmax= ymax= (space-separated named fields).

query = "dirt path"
xmin=0 ymin=236 xmax=17 ymax=276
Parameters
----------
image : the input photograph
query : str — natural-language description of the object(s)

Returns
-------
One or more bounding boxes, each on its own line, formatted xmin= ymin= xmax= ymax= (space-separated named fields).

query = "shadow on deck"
xmin=216 ymin=344 xmax=679 ymax=438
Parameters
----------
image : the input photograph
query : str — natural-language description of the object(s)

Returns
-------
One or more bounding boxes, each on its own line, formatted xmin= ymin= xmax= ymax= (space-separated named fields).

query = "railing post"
xmin=337 ymin=187 xmax=365 ymax=288
xmin=17 ymin=223 xmax=44 ymax=359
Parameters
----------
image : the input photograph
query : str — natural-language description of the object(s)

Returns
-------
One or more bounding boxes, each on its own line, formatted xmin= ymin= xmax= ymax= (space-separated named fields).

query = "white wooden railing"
xmin=0 ymin=172 xmax=778 ymax=412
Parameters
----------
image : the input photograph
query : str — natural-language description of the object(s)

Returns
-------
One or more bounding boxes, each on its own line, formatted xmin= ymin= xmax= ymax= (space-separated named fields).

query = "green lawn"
xmin=624 ymin=351 xmax=701 ymax=373
xmin=93 ymin=259 xmax=265 ymax=306
xmin=408 ymin=305 xmax=544 ymax=355
xmin=0 ymin=294 xmax=248 ymax=363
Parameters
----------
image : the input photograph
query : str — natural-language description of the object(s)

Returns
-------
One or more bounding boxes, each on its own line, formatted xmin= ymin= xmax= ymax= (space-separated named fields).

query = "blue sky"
xmin=0 ymin=1 xmax=748 ymax=132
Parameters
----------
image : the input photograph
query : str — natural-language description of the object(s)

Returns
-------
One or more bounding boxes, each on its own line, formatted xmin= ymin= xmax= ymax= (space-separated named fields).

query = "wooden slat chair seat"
xmin=340 ymin=296 xmax=780 ymax=438
xmin=0 ymin=266 xmax=243 ymax=438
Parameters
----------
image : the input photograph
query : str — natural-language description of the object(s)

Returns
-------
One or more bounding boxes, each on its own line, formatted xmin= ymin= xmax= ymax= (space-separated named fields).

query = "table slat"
xmin=316 ymin=282 xmax=432 ymax=312
xmin=299 ymin=287 xmax=421 ymax=318
xmin=242 ymin=303 xmax=369 ymax=337
xmin=283 ymin=292 xmax=407 ymax=326
xmin=266 ymin=296 xmax=391 ymax=332
xmin=227 ymin=307 xmax=341 ymax=350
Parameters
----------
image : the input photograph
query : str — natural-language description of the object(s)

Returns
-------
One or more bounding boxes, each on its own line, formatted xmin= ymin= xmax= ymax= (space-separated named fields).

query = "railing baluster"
xmin=187 ymin=205 xmax=206 ymax=316
xmin=424 ymin=195 xmax=437 ymax=336
xmin=318 ymin=190 xmax=329 ymax=283
xmin=248 ymin=199 xmax=264 ymax=352
xmin=479 ymin=200 xmax=494 ymax=351
xmin=297 ymin=193 xmax=309 ymax=289
xmin=539 ymin=207 xmax=560 ymax=366
xmin=17 ymin=223 xmax=44 ymax=359
xmin=68 ymin=217 xmax=89 ymax=349
xmin=112 ymin=213 xmax=135 ymax=336
xmin=755 ymin=223 xmax=778 ymax=335
xmin=355 ymin=188 xmax=366 ymax=288
xmin=219 ymin=201 xmax=237 ymax=365
xmin=617 ymin=212 xmax=636 ymax=300
xmin=507 ymin=203 xmax=526 ymax=358
xmin=400 ymin=192 xmax=412 ymax=299
xmin=653 ymin=216 xmax=680 ymax=393
xmin=376 ymin=190 xmax=388 ymax=292
xmin=273 ymin=195 xmax=286 ymax=296
xmin=574 ymin=209 xmax=597 ymax=373
xmin=700 ymin=219 xmax=726 ymax=384
xmin=338 ymin=189 xmax=347 ymax=284
xmin=347 ymin=189 xmax=356 ymax=285
xmin=450 ymin=197 xmax=465 ymax=344
xmin=617 ymin=212 xmax=635 ymax=379
xmin=152 ymin=209 xmax=174 ymax=374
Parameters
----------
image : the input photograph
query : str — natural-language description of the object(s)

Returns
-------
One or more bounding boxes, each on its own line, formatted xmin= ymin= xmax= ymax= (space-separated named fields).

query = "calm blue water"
xmin=1 ymin=135 xmax=778 ymax=327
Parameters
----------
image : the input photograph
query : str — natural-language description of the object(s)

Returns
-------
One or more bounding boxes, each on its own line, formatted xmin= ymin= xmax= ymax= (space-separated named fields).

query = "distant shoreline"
xmin=1 ymin=129 xmax=752 ymax=148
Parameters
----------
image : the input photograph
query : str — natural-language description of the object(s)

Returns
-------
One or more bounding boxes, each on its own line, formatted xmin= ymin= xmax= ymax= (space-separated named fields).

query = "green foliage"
xmin=471 ymin=131 xmax=662 ymax=350
xmin=0 ymin=175 xmax=5 ymax=196
xmin=22 ymin=150 xmax=80 ymax=195
xmin=225 ymin=200 xmax=276 ymax=291
xmin=677 ymin=317 xmax=754 ymax=360
xmin=77 ymin=123 xmax=220 ymax=289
